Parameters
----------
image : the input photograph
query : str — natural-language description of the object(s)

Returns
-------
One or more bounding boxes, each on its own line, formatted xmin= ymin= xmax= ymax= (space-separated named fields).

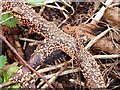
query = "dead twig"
xmin=85 ymin=27 xmax=112 ymax=50
xmin=37 ymin=67 xmax=81 ymax=88
xmin=93 ymin=54 xmax=120 ymax=59
xmin=41 ymin=53 xmax=75 ymax=88
xmin=91 ymin=0 xmax=113 ymax=24
xmin=19 ymin=37 xmax=43 ymax=44
xmin=69 ymin=79 xmax=85 ymax=87
xmin=41 ymin=62 xmax=68 ymax=88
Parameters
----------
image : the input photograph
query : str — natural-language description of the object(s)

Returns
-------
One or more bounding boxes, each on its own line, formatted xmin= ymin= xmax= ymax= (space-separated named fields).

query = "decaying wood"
xmin=2 ymin=0 xmax=106 ymax=88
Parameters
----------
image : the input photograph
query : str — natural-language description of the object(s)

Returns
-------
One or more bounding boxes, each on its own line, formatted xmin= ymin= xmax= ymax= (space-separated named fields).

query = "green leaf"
xmin=0 ymin=77 xmax=3 ymax=83
xmin=6 ymin=66 xmax=19 ymax=79
xmin=2 ymin=65 xmax=19 ymax=82
xmin=0 ymin=55 xmax=7 ymax=69
xmin=2 ymin=72 xmax=9 ymax=82
xmin=0 ymin=69 xmax=2 ymax=73
xmin=9 ymin=83 xmax=21 ymax=88
xmin=1 ymin=13 xmax=18 ymax=28
xmin=25 ymin=0 xmax=46 ymax=6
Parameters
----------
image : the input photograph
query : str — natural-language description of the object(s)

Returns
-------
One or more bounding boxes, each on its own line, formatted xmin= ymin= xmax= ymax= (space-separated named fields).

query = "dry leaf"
xmin=103 ymin=7 xmax=120 ymax=29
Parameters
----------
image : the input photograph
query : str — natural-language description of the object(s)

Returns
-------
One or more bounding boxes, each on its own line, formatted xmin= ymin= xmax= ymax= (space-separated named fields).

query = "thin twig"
xmin=85 ymin=28 xmax=112 ymax=50
xmin=41 ymin=62 xmax=68 ymax=88
xmin=19 ymin=37 xmax=42 ymax=43
xmin=41 ymin=54 xmax=75 ymax=88
xmin=93 ymin=54 xmax=120 ymax=59
xmin=69 ymin=79 xmax=85 ymax=87
xmin=91 ymin=0 xmax=113 ymax=24
xmin=37 ymin=63 xmax=65 ymax=73
xmin=36 ymin=60 xmax=119 ymax=88
xmin=44 ymin=67 xmax=80 ymax=80
xmin=0 ymin=35 xmax=54 ymax=89
xmin=37 ymin=67 xmax=80 ymax=88
xmin=102 ymin=60 xmax=119 ymax=79
xmin=1 ymin=11 xmax=12 ymax=15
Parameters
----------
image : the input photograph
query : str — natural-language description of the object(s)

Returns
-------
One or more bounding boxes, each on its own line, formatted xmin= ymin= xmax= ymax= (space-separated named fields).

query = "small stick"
xmin=41 ymin=62 xmax=68 ymax=88
xmin=31 ymin=58 xmax=120 ymax=78
xmin=69 ymin=79 xmax=85 ymax=87
xmin=37 ymin=67 xmax=80 ymax=88
xmin=85 ymin=28 xmax=112 ymax=50
xmin=19 ymin=37 xmax=42 ymax=43
xmin=91 ymin=0 xmax=113 ymax=24
xmin=41 ymin=55 xmax=74 ymax=88
xmin=43 ymin=67 xmax=80 ymax=80
xmin=93 ymin=54 xmax=120 ymax=59
xmin=0 ymin=35 xmax=54 ymax=89
xmin=37 ymin=63 xmax=65 ymax=73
